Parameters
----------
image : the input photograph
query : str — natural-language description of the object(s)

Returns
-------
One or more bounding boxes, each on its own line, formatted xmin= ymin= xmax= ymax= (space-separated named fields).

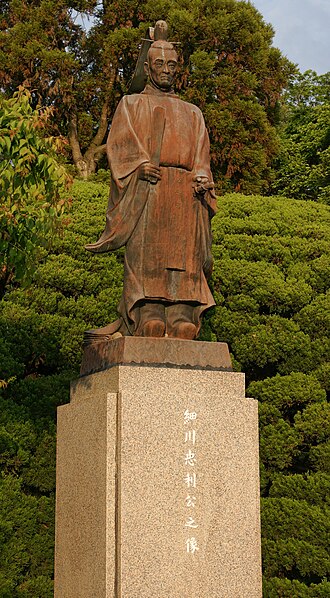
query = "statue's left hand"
xmin=193 ymin=176 xmax=214 ymax=196
xmin=138 ymin=162 xmax=161 ymax=184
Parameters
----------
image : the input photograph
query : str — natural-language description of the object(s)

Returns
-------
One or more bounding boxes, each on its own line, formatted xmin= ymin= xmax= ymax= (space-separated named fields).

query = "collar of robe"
xmin=141 ymin=83 xmax=178 ymax=97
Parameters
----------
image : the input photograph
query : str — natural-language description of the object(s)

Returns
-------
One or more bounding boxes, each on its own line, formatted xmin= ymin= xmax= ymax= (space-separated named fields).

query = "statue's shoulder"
xmin=114 ymin=93 xmax=146 ymax=116
xmin=178 ymin=97 xmax=204 ymax=118
xmin=120 ymin=93 xmax=145 ymax=105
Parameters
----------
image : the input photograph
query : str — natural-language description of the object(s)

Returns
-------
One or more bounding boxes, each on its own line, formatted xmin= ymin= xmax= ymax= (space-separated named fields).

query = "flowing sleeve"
xmin=192 ymin=108 xmax=217 ymax=216
xmin=86 ymin=95 xmax=152 ymax=253
xmin=107 ymin=95 xmax=149 ymax=186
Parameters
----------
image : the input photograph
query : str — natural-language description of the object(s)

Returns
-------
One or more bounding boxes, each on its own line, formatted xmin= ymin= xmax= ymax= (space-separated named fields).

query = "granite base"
xmin=55 ymin=345 xmax=262 ymax=597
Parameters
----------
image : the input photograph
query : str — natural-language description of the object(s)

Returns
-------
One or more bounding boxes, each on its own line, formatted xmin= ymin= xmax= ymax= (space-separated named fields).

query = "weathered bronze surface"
xmin=80 ymin=337 xmax=233 ymax=377
xmin=86 ymin=23 xmax=216 ymax=342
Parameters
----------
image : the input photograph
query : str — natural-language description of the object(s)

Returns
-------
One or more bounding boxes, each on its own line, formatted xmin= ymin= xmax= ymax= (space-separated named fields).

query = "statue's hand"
xmin=138 ymin=162 xmax=161 ymax=184
xmin=193 ymin=175 xmax=214 ymax=196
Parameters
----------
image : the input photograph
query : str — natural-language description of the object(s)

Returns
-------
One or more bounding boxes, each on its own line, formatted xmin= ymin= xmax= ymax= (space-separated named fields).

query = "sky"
xmin=251 ymin=0 xmax=330 ymax=74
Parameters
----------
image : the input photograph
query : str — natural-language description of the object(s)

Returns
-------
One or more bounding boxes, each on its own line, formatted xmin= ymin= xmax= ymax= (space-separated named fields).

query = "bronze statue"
xmin=85 ymin=22 xmax=216 ymax=342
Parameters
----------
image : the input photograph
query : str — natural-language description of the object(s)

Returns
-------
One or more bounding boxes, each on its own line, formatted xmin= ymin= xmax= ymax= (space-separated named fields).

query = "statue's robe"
xmin=87 ymin=84 xmax=217 ymax=335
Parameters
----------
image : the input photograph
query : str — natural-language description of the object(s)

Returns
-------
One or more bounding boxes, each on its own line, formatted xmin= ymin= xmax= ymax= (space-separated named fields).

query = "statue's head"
xmin=144 ymin=40 xmax=178 ymax=92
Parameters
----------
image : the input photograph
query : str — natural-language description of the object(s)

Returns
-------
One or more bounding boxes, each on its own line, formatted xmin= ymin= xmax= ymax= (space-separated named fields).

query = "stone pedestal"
xmin=55 ymin=339 xmax=262 ymax=597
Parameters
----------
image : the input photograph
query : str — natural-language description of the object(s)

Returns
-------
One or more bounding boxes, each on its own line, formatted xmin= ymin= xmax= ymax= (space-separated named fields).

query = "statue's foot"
xmin=141 ymin=319 xmax=166 ymax=337
xmin=168 ymin=322 xmax=197 ymax=340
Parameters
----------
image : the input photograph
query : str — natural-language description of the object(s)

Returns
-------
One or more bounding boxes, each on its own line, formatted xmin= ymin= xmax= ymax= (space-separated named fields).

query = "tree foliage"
xmin=273 ymin=71 xmax=330 ymax=203
xmin=0 ymin=88 xmax=70 ymax=300
xmin=0 ymin=0 xmax=294 ymax=188
xmin=0 ymin=180 xmax=329 ymax=594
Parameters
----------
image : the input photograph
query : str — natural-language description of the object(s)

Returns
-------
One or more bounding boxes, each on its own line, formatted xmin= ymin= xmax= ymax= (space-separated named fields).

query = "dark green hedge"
xmin=0 ymin=180 xmax=329 ymax=596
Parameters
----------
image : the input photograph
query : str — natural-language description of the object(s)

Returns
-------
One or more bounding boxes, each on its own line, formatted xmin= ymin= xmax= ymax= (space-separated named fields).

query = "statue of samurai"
xmin=85 ymin=21 xmax=216 ymax=341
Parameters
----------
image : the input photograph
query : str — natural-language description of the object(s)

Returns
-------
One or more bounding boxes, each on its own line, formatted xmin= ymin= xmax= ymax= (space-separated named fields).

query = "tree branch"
xmin=86 ymin=100 xmax=109 ymax=158
xmin=67 ymin=110 xmax=83 ymax=165
xmin=93 ymin=143 xmax=107 ymax=156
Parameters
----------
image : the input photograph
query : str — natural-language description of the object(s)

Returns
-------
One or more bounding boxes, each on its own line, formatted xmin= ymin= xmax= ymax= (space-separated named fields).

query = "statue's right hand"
xmin=138 ymin=162 xmax=161 ymax=184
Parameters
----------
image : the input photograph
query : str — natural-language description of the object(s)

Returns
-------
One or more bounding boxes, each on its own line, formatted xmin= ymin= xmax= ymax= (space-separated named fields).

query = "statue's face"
xmin=145 ymin=47 xmax=178 ymax=91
